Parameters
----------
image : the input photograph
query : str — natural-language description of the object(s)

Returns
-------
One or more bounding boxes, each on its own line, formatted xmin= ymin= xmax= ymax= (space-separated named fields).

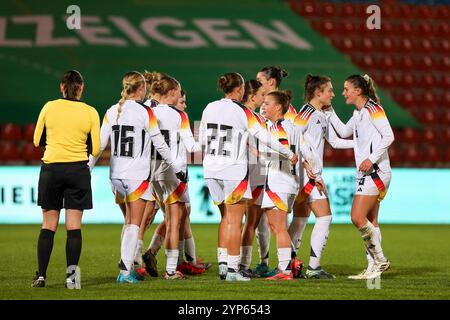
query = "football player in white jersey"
xmin=254 ymin=66 xmax=297 ymax=276
xmin=150 ymin=75 xmax=201 ymax=280
xmin=141 ymin=88 xmax=209 ymax=277
xmin=89 ymin=71 xmax=184 ymax=283
xmin=200 ymin=73 xmax=299 ymax=281
xmin=259 ymin=90 xmax=325 ymax=280
xmin=239 ymin=80 xmax=267 ymax=277
xmin=289 ymin=75 xmax=354 ymax=279
xmin=326 ymin=74 xmax=394 ymax=280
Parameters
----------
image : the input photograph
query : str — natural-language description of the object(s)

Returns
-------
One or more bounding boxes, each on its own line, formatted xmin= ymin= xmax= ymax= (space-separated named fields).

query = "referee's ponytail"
xmin=61 ymin=70 xmax=84 ymax=101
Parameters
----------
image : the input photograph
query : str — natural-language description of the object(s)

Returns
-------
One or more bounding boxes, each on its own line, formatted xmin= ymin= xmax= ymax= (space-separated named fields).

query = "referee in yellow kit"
xmin=32 ymin=70 xmax=100 ymax=288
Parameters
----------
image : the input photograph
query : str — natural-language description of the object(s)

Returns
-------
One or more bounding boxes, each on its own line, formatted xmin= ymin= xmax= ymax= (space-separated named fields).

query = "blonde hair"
xmin=142 ymin=70 xmax=167 ymax=98
xmin=151 ymin=75 xmax=180 ymax=97
xmin=117 ymin=71 xmax=146 ymax=123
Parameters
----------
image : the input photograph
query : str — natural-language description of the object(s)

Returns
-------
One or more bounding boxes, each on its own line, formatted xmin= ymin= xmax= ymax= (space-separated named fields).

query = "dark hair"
xmin=151 ymin=75 xmax=180 ymax=96
xmin=267 ymin=90 xmax=293 ymax=114
xmin=181 ymin=89 xmax=186 ymax=97
xmin=345 ymin=74 xmax=379 ymax=103
xmin=218 ymin=72 xmax=244 ymax=94
xmin=304 ymin=74 xmax=331 ymax=102
xmin=259 ymin=66 xmax=288 ymax=87
xmin=242 ymin=80 xmax=263 ymax=103
xmin=61 ymin=70 xmax=84 ymax=100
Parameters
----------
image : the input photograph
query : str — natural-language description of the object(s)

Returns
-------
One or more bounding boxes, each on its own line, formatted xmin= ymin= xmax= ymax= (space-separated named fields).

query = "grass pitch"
xmin=0 ymin=224 xmax=449 ymax=300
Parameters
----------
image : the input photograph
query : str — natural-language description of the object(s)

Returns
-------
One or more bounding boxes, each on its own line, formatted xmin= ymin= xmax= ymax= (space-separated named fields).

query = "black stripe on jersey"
xmin=136 ymin=100 xmax=148 ymax=109
xmin=141 ymin=129 xmax=146 ymax=157
xmin=230 ymin=99 xmax=248 ymax=110
xmin=364 ymin=98 xmax=380 ymax=112
xmin=299 ymin=103 xmax=316 ymax=118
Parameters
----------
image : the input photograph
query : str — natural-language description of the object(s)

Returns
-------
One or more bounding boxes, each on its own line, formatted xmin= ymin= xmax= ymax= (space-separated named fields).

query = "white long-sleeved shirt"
xmin=88 ymin=100 xmax=181 ymax=180
xmin=200 ymin=98 xmax=294 ymax=181
xmin=294 ymin=103 xmax=354 ymax=180
xmin=263 ymin=118 xmax=321 ymax=194
xmin=151 ymin=104 xmax=200 ymax=181
xmin=327 ymin=99 xmax=394 ymax=177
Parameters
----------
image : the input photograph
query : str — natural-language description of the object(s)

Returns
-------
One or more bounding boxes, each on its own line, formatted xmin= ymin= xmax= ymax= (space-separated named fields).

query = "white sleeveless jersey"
xmin=200 ymin=98 xmax=294 ymax=181
xmin=151 ymin=104 xmax=200 ymax=181
xmin=294 ymin=104 xmax=353 ymax=180
xmin=327 ymin=99 xmax=394 ymax=178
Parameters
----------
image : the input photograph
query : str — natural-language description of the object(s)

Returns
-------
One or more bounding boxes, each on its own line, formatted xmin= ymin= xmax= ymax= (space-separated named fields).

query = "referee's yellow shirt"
xmin=33 ymin=99 xmax=101 ymax=164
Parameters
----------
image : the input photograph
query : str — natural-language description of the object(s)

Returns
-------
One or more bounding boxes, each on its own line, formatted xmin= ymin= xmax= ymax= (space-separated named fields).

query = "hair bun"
xmin=280 ymin=68 xmax=289 ymax=78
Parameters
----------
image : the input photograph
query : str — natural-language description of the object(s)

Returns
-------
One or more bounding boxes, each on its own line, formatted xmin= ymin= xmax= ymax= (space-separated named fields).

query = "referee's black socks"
xmin=37 ymin=228 xmax=55 ymax=278
xmin=66 ymin=229 xmax=82 ymax=278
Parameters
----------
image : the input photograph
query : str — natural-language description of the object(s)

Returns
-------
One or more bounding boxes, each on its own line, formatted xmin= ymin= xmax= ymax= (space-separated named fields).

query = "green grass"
xmin=0 ymin=224 xmax=449 ymax=300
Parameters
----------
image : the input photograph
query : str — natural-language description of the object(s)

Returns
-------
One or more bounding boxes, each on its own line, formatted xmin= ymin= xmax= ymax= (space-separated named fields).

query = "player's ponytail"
xmin=346 ymin=74 xmax=380 ymax=104
xmin=142 ymin=71 xmax=166 ymax=99
xmin=151 ymin=75 xmax=179 ymax=97
xmin=117 ymin=71 xmax=145 ymax=124
xmin=218 ymin=72 xmax=244 ymax=94
xmin=303 ymin=74 xmax=331 ymax=103
xmin=259 ymin=66 xmax=289 ymax=87
xmin=267 ymin=90 xmax=292 ymax=114
xmin=61 ymin=70 xmax=84 ymax=100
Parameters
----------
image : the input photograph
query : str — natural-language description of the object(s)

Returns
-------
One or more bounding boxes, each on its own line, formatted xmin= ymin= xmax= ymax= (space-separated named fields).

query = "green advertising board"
xmin=0 ymin=0 xmax=418 ymax=127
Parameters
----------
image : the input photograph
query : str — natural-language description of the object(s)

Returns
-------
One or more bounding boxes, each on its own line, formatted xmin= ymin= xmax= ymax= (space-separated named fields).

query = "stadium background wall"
xmin=0 ymin=166 xmax=448 ymax=224
xmin=0 ymin=0 xmax=418 ymax=128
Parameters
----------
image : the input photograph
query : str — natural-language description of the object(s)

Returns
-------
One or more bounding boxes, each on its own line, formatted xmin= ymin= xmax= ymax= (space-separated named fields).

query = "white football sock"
xmin=277 ymin=247 xmax=292 ymax=274
xmin=256 ymin=213 xmax=270 ymax=265
xmin=120 ymin=224 xmax=139 ymax=275
xmin=366 ymin=226 xmax=382 ymax=269
xmin=359 ymin=221 xmax=386 ymax=264
xmin=184 ymin=237 xmax=197 ymax=265
xmin=228 ymin=255 xmax=240 ymax=273
xmin=134 ymin=239 xmax=143 ymax=266
xmin=309 ymin=215 xmax=332 ymax=269
xmin=148 ymin=233 xmax=164 ymax=255
xmin=288 ymin=217 xmax=308 ymax=255
xmin=240 ymin=245 xmax=253 ymax=269
xmin=217 ymin=247 xmax=228 ymax=265
xmin=165 ymin=249 xmax=179 ymax=274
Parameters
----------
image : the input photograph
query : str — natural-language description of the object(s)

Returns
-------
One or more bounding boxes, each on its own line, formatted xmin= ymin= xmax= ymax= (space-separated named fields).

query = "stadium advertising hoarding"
xmin=0 ymin=0 xmax=417 ymax=128
xmin=0 ymin=166 xmax=448 ymax=224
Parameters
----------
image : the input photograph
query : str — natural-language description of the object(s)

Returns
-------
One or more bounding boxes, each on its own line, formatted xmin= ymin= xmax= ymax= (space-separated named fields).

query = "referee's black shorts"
xmin=37 ymin=161 xmax=92 ymax=210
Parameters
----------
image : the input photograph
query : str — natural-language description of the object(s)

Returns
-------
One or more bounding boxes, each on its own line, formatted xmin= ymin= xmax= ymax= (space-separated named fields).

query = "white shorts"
xmin=205 ymin=178 xmax=252 ymax=205
xmin=261 ymin=188 xmax=296 ymax=213
xmin=153 ymin=180 xmax=189 ymax=204
xmin=355 ymin=171 xmax=391 ymax=201
xmin=248 ymin=185 xmax=264 ymax=206
xmin=110 ymin=179 xmax=152 ymax=203
xmin=295 ymin=178 xmax=327 ymax=204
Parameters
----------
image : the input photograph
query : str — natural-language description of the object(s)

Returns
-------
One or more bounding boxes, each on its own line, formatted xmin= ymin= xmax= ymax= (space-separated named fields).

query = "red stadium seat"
xmin=299 ymin=2 xmax=319 ymax=17
xmin=425 ymin=145 xmax=442 ymax=165
xmin=422 ymin=110 xmax=439 ymax=125
xmin=22 ymin=123 xmax=36 ymax=142
xmin=421 ymin=128 xmax=439 ymax=144
xmin=436 ymin=5 xmax=450 ymax=20
xmin=442 ymin=110 xmax=450 ymax=125
xmin=437 ymin=22 xmax=450 ymax=37
xmin=400 ymin=128 xmax=421 ymax=144
xmin=0 ymin=123 xmax=22 ymax=141
xmin=22 ymin=143 xmax=43 ymax=163
xmin=319 ymin=3 xmax=337 ymax=17
xmin=443 ymin=74 xmax=450 ymax=89
xmin=443 ymin=92 xmax=450 ymax=107
xmin=0 ymin=142 xmax=22 ymax=163
xmin=403 ymin=144 xmax=421 ymax=164
xmin=388 ymin=145 xmax=403 ymax=164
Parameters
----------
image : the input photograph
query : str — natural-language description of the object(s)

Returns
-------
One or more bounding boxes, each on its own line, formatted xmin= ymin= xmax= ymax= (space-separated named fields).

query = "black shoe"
xmin=32 ymin=272 xmax=45 ymax=288
xmin=142 ymin=251 xmax=158 ymax=277
xmin=239 ymin=265 xmax=256 ymax=278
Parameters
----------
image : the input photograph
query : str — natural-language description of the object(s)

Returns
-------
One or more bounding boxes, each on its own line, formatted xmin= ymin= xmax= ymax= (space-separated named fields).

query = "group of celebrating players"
xmin=32 ymin=65 xmax=394 ymax=287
